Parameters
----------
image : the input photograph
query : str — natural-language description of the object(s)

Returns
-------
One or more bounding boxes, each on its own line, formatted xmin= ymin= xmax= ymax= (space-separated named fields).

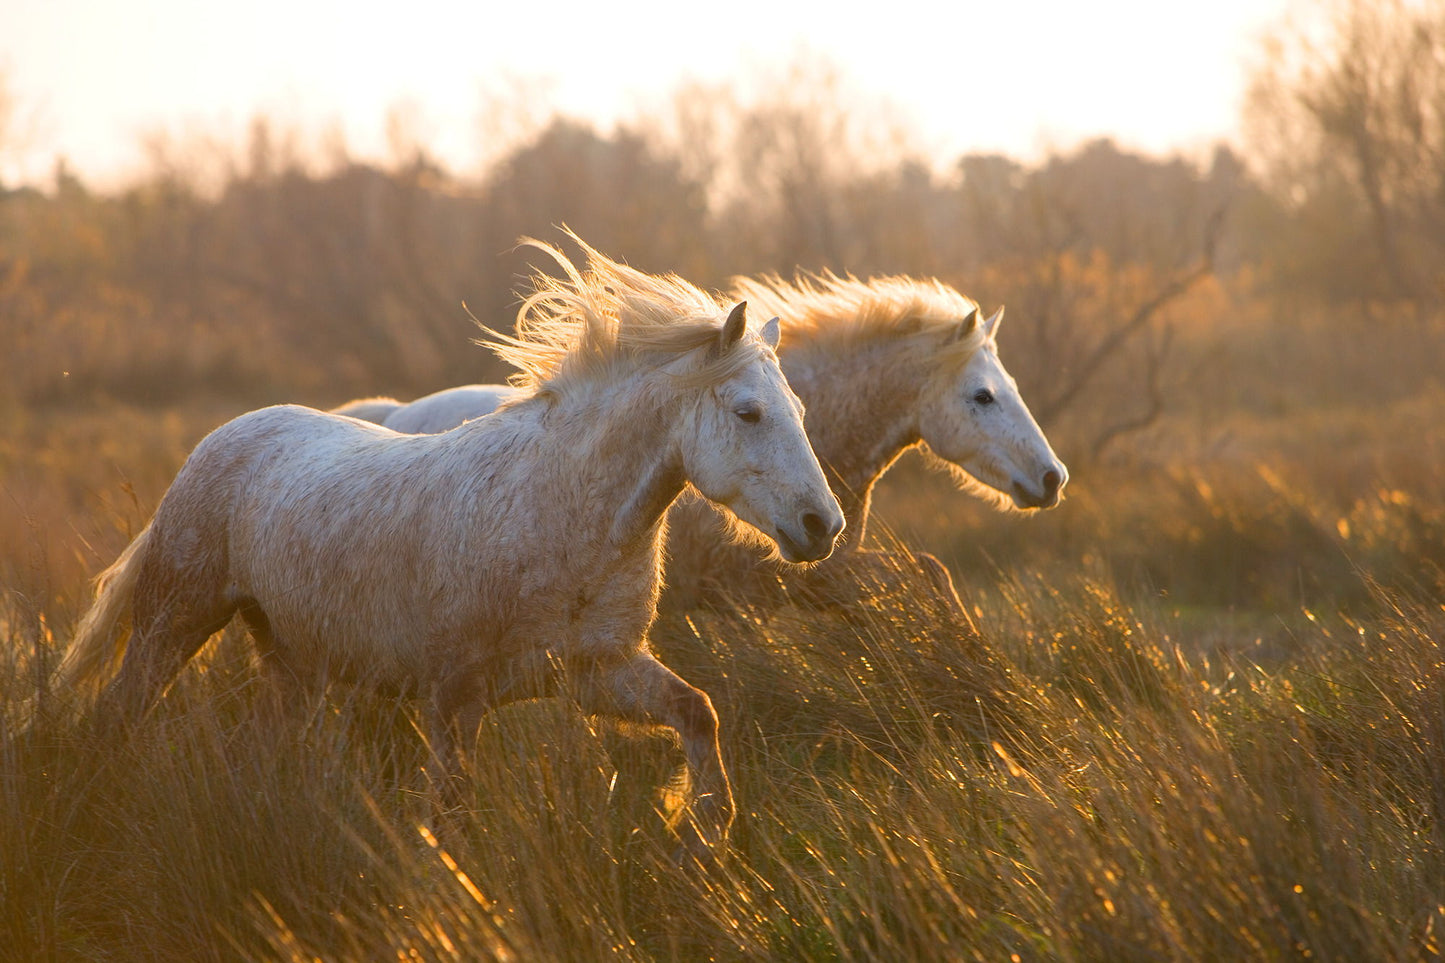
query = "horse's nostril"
xmin=802 ymin=512 xmax=829 ymax=539
xmin=1042 ymin=469 xmax=1061 ymax=495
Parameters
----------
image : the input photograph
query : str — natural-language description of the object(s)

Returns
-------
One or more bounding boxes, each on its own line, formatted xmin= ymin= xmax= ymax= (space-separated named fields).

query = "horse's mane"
xmin=731 ymin=271 xmax=987 ymax=362
xmin=483 ymin=234 xmax=757 ymax=395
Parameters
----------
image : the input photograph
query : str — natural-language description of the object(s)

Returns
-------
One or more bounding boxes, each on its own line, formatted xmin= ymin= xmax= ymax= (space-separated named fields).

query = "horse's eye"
xmin=973 ymin=389 xmax=995 ymax=406
xmin=735 ymin=405 xmax=762 ymax=424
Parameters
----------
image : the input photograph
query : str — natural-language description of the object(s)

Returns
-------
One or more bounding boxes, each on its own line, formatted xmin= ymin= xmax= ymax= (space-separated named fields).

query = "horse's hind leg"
xmin=573 ymin=651 xmax=734 ymax=853
xmin=101 ymin=583 xmax=238 ymax=726
xmin=799 ymin=549 xmax=974 ymax=626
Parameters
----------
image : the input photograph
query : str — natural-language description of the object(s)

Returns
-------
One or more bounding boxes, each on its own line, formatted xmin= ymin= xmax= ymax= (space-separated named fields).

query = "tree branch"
xmin=1035 ymin=204 xmax=1224 ymax=427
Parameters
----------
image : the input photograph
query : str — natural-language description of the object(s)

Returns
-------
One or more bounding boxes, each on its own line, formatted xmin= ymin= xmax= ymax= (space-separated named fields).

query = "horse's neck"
xmin=549 ymin=383 xmax=687 ymax=553
xmin=783 ymin=341 xmax=923 ymax=544
xmin=608 ymin=439 xmax=687 ymax=549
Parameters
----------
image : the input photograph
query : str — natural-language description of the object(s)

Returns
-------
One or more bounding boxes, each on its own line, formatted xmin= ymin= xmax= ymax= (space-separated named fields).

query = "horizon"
xmin=4 ymin=0 xmax=1300 ymax=190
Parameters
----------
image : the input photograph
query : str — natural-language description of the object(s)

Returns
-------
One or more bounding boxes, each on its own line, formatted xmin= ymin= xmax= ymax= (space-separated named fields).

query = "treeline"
xmin=0 ymin=124 xmax=1232 ymax=398
xmin=2 ymin=1 xmax=1442 ymax=448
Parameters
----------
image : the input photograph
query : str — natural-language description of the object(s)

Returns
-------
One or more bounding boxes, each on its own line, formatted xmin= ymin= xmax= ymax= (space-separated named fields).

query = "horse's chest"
xmin=515 ymin=563 xmax=655 ymax=652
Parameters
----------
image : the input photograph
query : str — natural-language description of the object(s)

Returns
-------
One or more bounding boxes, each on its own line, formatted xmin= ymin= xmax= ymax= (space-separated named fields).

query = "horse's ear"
xmin=761 ymin=315 xmax=781 ymax=349
xmin=983 ymin=305 xmax=1005 ymax=338
xmin=948 ymin=307 xmax=979 ymax=344
xmin=719 ymin=301 xmax=747 ymax=350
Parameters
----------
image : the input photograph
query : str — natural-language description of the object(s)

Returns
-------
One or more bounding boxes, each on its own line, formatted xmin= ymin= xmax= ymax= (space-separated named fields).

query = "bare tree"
xmin=956 ymin=141 xmax=1238 ymax=465
xmin=644 ymin=56 xmax=929 ymax=276
xmin=478 ymin=118 xmax=709 ymax=282
xmin=1244 ymin=0 xmax=1445 ymax=306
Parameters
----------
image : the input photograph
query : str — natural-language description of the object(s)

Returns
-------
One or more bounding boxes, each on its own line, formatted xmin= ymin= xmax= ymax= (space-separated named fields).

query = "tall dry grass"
xmin=3 ymin=294 xmax=1443 ymax=960
xmin=4 ymin=523 xmax=1444 ymax=960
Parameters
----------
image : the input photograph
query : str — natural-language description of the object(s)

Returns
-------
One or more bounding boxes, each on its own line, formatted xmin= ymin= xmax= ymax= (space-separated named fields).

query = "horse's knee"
xmin=913 ymin=551 xmax=956 ymax=593
xmin=582 ymin=657 xmax=734 ymax=844
xmin=430 ymin=668 xmax=490 ymax=762
xmin=597 ymin=661 xmax=717 ymax=737
xmin=666 ymin=684 xmax=732 ymax=801
xmin=667 ymin=683 xmax=719 ymax=741
xmin=673 ymin=697 xmax=733 ymax=842
xmin=909 ymin=550 xmax=975 ymax=625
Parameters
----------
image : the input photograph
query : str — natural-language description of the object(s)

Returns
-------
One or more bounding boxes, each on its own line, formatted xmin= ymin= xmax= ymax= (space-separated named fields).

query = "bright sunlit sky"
xmin=3 ymin=0 xmax=1301 ymax=188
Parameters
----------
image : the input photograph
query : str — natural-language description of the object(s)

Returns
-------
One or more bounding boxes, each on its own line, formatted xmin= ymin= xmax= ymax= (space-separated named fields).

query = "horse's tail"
xmin=53 ymin=522 xmax=155 ymax=701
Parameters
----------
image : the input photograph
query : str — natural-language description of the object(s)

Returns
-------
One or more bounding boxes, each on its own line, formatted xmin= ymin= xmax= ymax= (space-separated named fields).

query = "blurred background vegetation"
xmin=1 ymin=0 xmax=1443 ymax=651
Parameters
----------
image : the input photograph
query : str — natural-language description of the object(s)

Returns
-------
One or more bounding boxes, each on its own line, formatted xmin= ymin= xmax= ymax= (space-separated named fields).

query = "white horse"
xmin=55 ymin=236 xmax=844 ymax=851
xmin=328 ymin=387 xmax=519 ymax=432
xmin=329 ymin=396 xmax=403 ymax=424
xmin=382 ymin=384 xmax=518 ymax=433
xmin=338 ymin=272 xmax=1066 ymax=611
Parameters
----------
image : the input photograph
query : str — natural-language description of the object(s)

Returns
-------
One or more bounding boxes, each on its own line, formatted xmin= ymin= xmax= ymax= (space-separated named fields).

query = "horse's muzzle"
xmin=776 ymin=506 xmax=845 ymax=563
xmin=1012 ymin=467 xmax=1066 ymax=510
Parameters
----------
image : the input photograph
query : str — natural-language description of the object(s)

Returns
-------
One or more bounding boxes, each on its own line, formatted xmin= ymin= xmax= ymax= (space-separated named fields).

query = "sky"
xmin=2 ymin=0 xmax=1299 ymax=188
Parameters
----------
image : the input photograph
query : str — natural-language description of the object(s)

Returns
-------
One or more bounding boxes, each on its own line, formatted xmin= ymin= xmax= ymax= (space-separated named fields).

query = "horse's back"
xmin=206 ymin=402 xmax=545 ymax=566
xmin=330 ymin=396 xmax=403 ymax=424
xmin=201 ymin=404 xmax=458 ymax=528
xmin=184 ymin=404 xmax=395 ymax=477
xmin=149 ymin=405 xmax=390 ymax=552
xmin=383 ymin=384 xmax=517 ymax=434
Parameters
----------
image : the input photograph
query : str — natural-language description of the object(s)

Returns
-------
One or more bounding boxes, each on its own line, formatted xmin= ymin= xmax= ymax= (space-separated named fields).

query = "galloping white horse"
xmin=338 ymin=272 xmax=1066 ymax=610
xmin=329 ymin=395 xmax=403 ymax=424
xmin=382 ymin=385 xmax=518 ymax=434
xmin=56 ymin=236 xmax=844 ymax=850
xmin=331 ymin=388 xmax=512 ymax=433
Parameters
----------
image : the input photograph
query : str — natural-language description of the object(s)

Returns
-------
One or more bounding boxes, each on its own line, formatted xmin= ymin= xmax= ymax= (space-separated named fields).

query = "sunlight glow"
xmin=3 ymin=0 xmax=1296 ymax=187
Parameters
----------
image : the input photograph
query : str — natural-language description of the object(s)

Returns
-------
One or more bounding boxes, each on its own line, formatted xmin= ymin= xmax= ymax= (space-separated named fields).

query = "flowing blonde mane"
xmin=482 ymin=235 xmax=757 ymax=395
xmin=731 ymin=271 xmax=988 ymax=362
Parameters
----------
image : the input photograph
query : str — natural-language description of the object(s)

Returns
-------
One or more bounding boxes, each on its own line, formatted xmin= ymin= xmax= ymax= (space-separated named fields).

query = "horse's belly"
xmin=245 ymin=588 xmax=446 ymax=688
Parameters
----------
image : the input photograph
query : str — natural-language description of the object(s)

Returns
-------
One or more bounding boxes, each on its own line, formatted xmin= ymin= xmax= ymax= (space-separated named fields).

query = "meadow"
xmin=5 ymin=40 xmax=1445 ymax=954
xmin=2 ymin=276 xmax=1443 ymax=961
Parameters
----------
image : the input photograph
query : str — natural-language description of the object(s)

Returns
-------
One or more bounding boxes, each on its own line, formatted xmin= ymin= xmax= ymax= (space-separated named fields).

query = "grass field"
xmin=3 ymin=307 xmax=1444 ymax=961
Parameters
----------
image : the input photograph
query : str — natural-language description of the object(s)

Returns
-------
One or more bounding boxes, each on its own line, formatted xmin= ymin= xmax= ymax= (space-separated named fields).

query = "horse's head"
xmin=679 ymin=302 xmax=844 ymax=563
xmin=917 ymin=306 xmax=1067 ymax=510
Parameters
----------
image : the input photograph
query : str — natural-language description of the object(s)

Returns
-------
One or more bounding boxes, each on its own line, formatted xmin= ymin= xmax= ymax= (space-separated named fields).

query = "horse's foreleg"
xmin=797 ymin=548 xmax=974 ymax=625
xmin=909 ymin=550 xmax=974 ymax=625
xmin=240 ymin=600 xmax=329 ymax=728
xmin=574 ymin=651 xmax=734 ymax=852
xmin=430 ymin=654 xmax=560 ymax=788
